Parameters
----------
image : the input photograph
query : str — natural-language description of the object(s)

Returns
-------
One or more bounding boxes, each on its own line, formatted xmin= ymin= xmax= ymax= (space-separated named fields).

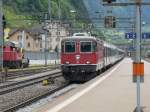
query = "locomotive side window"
xmin=65 ymin=41 xmax=75 ymax=53
xmin=80 ymin=42 xmax=92 ymax=52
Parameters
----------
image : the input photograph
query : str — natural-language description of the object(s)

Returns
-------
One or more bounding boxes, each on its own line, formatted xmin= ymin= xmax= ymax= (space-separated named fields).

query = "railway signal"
xmin=104 ymin=16 xmax=116 ymax=28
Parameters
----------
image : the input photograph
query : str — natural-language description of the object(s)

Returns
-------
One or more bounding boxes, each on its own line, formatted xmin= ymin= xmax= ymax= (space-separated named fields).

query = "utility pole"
xmin=21 ymin=30 xmax=25 ymax=48
xmin=48 ymin=0 xmax=51 ymax=20
xmin=44 ymin=13 xmax=48 ymax=67
xmin=58 ymin=0 xmax=61 ymax=20
xmin=44 ymin=0 xmax=51 ymax=67
xmin=44 ymin=30 xmax=48 ymax=67
xmin=55 ymin=0 xmax=61 ymax=65
xmin=0 ymin=0 xmax=3 ymax=72
xmin=135 ymin=0 xmax=142 ymax=112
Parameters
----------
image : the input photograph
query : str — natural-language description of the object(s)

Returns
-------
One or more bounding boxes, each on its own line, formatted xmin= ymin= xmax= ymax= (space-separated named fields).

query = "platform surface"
xmin=34 ymin=58 xmax=150 ymax=112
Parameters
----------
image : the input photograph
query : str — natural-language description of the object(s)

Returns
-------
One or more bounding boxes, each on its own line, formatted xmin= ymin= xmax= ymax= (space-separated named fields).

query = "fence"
xmin=24 ymin=51 xmax=60 ymax=65
xmin=24 ymin=51 xmax=59 ymax=60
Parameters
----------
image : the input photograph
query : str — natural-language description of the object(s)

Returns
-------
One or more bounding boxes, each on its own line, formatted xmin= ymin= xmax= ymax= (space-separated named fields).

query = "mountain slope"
xmin=4 ymin=0 xmax=89 ymax=28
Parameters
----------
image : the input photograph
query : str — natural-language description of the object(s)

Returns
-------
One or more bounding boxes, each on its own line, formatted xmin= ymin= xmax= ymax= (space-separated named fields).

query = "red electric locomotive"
xmin=61 ymin=33 xmax=105 ymax=82
xmin=61 ymin=33 xmax=124 ymax=82
xmin=3 ymin=41 xmax=23 ymax=68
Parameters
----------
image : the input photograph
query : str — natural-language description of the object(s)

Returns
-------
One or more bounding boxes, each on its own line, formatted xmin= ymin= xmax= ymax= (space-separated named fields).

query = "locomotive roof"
xmin=64 ymin=36 xmax=96 ymax=40
xmin=63 ymin=33 xmax=99 ymax=41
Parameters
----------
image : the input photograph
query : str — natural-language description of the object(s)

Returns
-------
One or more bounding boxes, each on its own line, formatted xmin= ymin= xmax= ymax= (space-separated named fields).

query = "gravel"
xmin=0 ymin=77 xmax=66 ymax=112
xmin=16 ymin=84 xmax=78 ymax=112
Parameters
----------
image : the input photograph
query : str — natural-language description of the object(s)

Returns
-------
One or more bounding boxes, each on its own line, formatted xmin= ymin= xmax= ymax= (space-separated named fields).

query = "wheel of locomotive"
xmin=102 ymin=66 xmax=106 ymax=72
xmin=97 ymin=70 xmax=101 ymax=75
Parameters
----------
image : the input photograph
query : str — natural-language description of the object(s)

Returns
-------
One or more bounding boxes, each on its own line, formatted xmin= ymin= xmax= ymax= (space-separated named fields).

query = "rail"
xmin=0 ymin=71 xmax=61 ymax=95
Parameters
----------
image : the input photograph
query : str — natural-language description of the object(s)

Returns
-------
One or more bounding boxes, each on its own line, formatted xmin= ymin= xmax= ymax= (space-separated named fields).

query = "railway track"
xmin=3 ymin=83 xmax=69 ymax=112
xmin=0 ymin=71 xmax=61 ymax=95
xmin=3 ymin=65 xmax=60 ymax=79
xmin=0 ymin=70 xmax=68 ymax=112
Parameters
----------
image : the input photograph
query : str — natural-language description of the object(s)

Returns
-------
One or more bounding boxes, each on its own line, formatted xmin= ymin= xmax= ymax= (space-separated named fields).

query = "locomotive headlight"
xmin=65 ymin=61 xmax=70 ymax=64
xmin=86 ymin=61 xmax=91 ymax=64
xmin=75 ymin=55 xmax=80 ymax=61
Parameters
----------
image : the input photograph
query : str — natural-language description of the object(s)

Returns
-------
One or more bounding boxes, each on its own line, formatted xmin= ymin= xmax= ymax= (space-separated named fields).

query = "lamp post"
xmin=55 ymin=0 xmax=62 ymax=65
xmin=43 ymin=13 xmax=49 ymax=67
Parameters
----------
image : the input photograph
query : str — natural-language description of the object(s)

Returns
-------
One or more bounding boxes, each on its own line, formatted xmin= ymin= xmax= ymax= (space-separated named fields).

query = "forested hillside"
xmin=3 ymin=0 xmax=89 ymax=27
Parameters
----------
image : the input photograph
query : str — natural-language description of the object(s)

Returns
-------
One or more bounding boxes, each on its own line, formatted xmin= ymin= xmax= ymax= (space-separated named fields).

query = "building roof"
xmin=9 ymin=21 xmax=70 ymax=38
xmin=9 ymin=26 xmax=44 ymax=38
xmin=26 ymin=25 xmax=45 ymax=35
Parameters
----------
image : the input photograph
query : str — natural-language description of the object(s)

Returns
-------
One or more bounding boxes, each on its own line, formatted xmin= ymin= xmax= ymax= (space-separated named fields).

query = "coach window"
xmin=80 ymin=42 xmax=92 ymax=52
xmin=65 ymin=41 xmax=75 ymax=53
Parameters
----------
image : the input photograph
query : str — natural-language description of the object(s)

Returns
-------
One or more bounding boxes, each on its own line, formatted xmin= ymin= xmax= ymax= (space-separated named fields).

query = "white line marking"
xmin=46 ymin=59 xmax=125 ymax=112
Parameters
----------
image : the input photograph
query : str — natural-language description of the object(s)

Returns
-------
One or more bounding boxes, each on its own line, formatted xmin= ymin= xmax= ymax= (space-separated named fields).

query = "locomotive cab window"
xmin=80 ymin=41 xmax=96 ymax=52
xmin=65 ymin=41 xmax=75 ymax=53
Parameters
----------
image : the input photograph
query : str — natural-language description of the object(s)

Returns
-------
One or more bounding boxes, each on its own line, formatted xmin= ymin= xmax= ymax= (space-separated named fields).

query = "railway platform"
xmin=33 ymin=58 xmax=150 ymax=112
